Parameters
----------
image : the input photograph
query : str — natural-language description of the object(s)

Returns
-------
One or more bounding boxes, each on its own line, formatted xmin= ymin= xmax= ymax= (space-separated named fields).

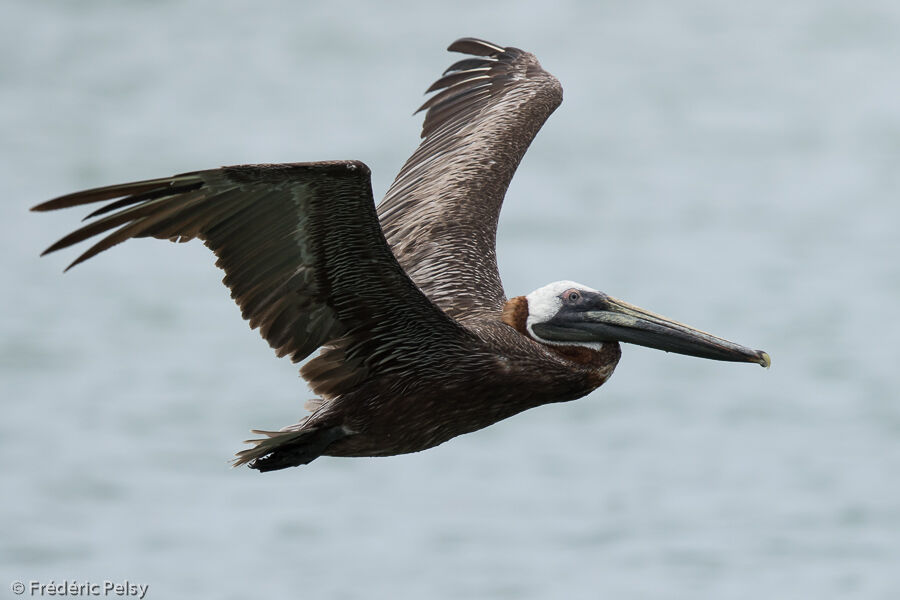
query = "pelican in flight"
xmin=34 ymin=38 xmax=769 ymax=472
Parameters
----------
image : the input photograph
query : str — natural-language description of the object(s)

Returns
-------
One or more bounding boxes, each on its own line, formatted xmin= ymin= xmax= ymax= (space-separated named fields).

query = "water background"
xmin=2 ymin=1 xmax=899 ymax=598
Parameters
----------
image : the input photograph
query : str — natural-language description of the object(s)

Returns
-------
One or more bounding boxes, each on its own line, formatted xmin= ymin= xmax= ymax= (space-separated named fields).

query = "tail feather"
xmin=233 ymin=424 xmax=348 ymax=472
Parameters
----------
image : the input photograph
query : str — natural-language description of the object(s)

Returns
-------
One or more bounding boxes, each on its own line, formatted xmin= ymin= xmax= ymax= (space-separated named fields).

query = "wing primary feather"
xmin=41 ymin=194 xmax=193 ymax=256
xmin=416 ymin=77 xmax=491 ymax=113
xmin=447 ymin=37 xmax=505 ymax=56
xmin=65 ymin=219 xmax=150 ymax=271
xmin=425 ymin=67 xmax=493 ymax=93
xmin=64 ymin=196 xmax=200 ymax=270
xmin=442 ymin=58 xmax=495 ymax=75
xmin=32 ymin=175 xmax=201 ymax=212
xmin=82 ymin=181 xmax=204 ymax=220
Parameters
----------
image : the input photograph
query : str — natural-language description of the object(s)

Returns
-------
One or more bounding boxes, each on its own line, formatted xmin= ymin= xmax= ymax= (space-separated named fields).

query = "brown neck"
xmin=501 ymin=295 xmax=530 ymax=335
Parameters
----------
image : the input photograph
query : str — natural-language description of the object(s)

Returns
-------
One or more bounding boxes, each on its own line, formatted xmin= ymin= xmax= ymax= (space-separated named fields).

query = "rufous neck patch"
xmin=501 ymin=296 xmax=529 ymax=335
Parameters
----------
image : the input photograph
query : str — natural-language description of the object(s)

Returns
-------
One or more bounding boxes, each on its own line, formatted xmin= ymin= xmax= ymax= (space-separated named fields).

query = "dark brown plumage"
xmin=34 ymin=38 xmax=769 ymax=472
xmin=380 ymin=39 xmax=562 ymax=321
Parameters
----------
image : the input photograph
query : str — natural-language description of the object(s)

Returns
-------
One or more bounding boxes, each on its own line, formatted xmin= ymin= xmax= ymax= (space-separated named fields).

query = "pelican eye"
xmin=564 ymin=290 xmax=581 ymax=302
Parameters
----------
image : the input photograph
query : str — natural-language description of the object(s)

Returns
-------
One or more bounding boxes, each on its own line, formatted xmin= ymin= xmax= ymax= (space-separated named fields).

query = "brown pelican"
xmin=33 ymin=38 xmax=770 ymax=472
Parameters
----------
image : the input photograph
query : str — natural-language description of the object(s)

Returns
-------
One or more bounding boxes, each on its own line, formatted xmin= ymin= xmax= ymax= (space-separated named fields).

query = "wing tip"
xmin=31 ymin=195 xmax=75 ymax=212
xmin=447 ymin=37 xmax=506 ymax=56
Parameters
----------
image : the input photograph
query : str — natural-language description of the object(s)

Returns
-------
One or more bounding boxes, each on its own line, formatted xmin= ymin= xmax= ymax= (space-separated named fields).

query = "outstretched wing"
xmin=377 ymin=38 xmax=563 ymax=321
xmin=34 ymin=161 xmax=476 ymax=395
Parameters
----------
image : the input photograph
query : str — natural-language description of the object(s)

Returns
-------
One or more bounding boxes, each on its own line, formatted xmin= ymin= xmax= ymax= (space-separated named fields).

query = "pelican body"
xmin=34 ymin=39 xmax=769 ymax=471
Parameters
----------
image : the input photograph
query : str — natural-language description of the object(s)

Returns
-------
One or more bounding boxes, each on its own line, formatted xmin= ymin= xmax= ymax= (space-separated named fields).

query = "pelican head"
xmin=521 ymin=281 xmax=770 ymax=367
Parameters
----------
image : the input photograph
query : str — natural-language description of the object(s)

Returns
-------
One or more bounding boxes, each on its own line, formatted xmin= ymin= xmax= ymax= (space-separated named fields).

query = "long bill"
xmin=531 ymin=293 xmax=771 ymax=367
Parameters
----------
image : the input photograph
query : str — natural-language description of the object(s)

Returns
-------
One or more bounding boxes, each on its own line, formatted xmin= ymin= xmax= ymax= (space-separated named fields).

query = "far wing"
xmin=378 ymin=38 xmax=563 ymax=321
xmin=34 ymin=162 xmax=477 ymax=395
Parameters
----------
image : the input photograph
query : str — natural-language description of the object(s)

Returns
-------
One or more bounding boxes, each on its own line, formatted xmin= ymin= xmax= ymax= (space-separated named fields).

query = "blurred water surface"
xmin=2 ymin=1 xmax=899 ymax=598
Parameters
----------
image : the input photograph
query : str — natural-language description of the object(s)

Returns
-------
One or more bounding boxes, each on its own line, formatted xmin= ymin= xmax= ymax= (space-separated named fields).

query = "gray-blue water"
xmin=3 ymin=1 xmax=899 ymax=598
